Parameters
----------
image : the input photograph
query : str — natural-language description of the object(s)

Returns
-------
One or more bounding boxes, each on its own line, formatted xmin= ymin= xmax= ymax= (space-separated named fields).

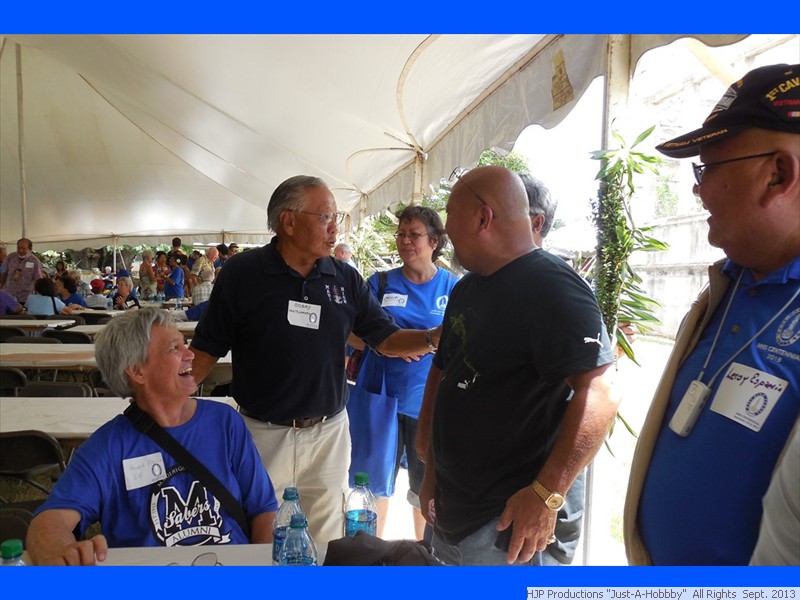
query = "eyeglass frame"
xmin=293 ymin=210 xmax=346 ymax=226
xmin=394 ymin=231 xmax=431 ymax=243
xmin=448 ymin=167 xmax=490 ymax=209
xmin=691 ymin=152 xmax=777 ymax=186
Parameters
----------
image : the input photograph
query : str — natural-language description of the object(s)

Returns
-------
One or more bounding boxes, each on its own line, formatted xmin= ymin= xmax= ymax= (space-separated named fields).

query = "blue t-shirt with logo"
xmin=37 ymin=400 xmax=278 ymax=547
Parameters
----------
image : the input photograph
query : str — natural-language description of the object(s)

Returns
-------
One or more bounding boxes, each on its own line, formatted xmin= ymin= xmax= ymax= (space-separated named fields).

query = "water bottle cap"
xmin=1 ymin=538 xmax=23 ymax=559
xmin=289 ymin=514 xmax=307 ymax=528
xmin=282 ymin=486 xmax=299 ymax=501
xmin=354 ymin=472 xmax=370 ymax=486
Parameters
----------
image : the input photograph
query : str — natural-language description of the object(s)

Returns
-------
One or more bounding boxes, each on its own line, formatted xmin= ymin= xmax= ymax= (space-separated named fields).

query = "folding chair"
xmin=3 ymin=336 xmax=62 ymax=344
xmin=85 ymin=367 xmax=113 ymax=397
xmin=19 ymin=381 xmax=94 ymax=397
xmin=42 ymin=329 xmax=93 ymax=344
xmin=0 ymin=367 xmax=28 ymax=396
xmin=0 ymin=430 xmax=67 ymax=496
xmin=78 ymin=312 xmax=112 ymax=325
xmin=0 ymin=326 xmax=27 ymax=342
xmin=0 ymin=506 xmax=35 ymax=542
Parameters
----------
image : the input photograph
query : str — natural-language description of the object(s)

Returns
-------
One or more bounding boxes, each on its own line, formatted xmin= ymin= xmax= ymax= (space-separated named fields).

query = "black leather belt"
xmin=239 ymin=407 xmax=342 ymax=429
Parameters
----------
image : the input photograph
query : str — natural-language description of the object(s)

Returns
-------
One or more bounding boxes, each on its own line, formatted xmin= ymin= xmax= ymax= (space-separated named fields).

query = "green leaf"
xmin=631 ymin=125 xmax=656 ymax=148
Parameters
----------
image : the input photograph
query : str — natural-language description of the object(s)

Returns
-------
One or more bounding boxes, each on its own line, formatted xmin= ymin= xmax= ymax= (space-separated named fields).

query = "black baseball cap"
xmin=657 ymin=63 xmax=800 ymax=158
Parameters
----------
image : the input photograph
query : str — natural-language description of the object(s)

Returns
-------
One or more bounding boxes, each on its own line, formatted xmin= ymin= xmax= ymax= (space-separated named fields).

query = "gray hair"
xmin=142 ymin=249 xmax=154 ymax=260
xmin=94 ymin=308 xmax=174 ymax=398
xmin=267 ymin=175 xmax=327 ymax=233
xmin=200 ymin=267 xmax=215 ymax=283
xmin=335 ymin=243 xmax=352 ymax=254
xmin=117 ymin=276 xmax=133 ymax=289
xmin=519 ymin=173 xmax=557 ymax=238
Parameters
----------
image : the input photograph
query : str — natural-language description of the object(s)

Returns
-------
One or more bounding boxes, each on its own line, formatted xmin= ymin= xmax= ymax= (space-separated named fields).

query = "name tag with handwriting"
xmin=123 ymin=452 xmax=167 ymax=491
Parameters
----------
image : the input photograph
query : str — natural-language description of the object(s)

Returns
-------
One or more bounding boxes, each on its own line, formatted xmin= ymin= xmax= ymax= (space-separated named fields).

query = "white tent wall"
xmin=1 ymin=34 xmax=747 ymax=251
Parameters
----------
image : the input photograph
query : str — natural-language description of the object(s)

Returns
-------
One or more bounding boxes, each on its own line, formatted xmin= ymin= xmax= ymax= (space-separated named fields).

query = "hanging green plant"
xmin=590 ymin=125 xmax=669 ymax=367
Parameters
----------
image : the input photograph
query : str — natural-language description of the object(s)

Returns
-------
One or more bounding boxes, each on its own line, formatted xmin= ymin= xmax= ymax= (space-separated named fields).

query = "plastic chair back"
xmin=0 ymin=367 xmax=28 ymax=396
xmin=0 ymin=430 xmax=67 ymax=495
xmin=3 ymin=336 xmax=62 ymax=344
xmin=0 ymin=327 xmax=27 ymax=342
xmin=0 ymin=507 xmax=35 ymax=542
xmin=42 ymin=329 xmax=93 ymax=344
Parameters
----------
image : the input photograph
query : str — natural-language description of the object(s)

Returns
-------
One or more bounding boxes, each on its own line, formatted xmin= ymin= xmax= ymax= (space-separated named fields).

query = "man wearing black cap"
xmin=624 ymin=63 xmax=800 ymax=565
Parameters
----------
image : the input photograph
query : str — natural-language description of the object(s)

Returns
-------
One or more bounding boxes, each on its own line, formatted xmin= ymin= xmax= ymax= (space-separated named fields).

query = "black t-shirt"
xmin=431 ymin=249 xmax=614 ymax=542
xmin=191 ymin=238 xmax=399 ymax=422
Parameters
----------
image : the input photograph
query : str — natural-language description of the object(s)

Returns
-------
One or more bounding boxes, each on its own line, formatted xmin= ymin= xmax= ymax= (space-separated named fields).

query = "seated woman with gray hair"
xmin=26 ymin=308 xmax=278 ymax=565
xmin=111 ymin=276 xmax=141 ymax=310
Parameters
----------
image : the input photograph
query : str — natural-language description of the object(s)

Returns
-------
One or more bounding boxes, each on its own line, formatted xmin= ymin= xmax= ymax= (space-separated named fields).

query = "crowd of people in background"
xmin=0 ymin=237 xmax=242 ymax=318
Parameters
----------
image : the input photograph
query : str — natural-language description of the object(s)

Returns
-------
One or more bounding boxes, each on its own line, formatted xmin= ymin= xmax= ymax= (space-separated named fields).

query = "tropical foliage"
xmin=590 ymin=126 xmax=669 ymax=366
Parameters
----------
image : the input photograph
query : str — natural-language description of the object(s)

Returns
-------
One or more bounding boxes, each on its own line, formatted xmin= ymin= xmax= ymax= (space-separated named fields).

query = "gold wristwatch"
xmin=530 ymin=480 xmax=565 ymax=511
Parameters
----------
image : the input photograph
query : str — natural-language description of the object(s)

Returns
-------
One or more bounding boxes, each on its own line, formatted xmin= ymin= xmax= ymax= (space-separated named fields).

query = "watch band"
xmin=530 ymin=479 xmax=564 ymax=510
xmin=425 ymin=328 xmax=437 ymax=353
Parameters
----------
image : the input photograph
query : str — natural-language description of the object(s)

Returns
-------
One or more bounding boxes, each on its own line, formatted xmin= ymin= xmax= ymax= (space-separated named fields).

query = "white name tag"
xmin=382 ymin=293 xmax=408 ymax=308
xmin=25 ymin=262 xmax=34 ymax=269
xmin=123 ymin=452 xmax=167 ymax=491
xmin=710 ymin=362 xmax=787 ymax=432
xmin=287 ymin=300 xmax=321 ymax=330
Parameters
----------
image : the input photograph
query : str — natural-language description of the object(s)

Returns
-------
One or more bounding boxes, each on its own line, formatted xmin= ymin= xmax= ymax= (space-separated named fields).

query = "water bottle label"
xmin=278 ymin=553 xmax=317 ymax=566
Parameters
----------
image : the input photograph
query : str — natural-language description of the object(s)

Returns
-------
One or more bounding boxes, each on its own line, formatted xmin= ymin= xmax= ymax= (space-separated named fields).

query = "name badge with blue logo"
xmin=710 ymin=362 xmax=787 ymax=432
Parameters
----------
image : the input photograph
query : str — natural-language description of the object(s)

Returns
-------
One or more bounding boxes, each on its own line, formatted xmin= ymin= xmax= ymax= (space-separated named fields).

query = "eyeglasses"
xmin=394 ymin=232 xmax=429 ymax=242
xmin=448 ymin=167 xmax=490 ymax=208
xmin=691 ymin=152 xmax=776 ymax=185
xmin=294 ymin=210 xmax=346 ymax=226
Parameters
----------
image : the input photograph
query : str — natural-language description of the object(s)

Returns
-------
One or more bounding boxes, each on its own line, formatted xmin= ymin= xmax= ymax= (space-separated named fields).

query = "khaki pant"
xmin=242 ymin=409 xmax=350 ymax=546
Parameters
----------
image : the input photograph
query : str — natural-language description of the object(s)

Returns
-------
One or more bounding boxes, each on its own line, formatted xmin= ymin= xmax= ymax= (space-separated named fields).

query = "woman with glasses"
xmin=349 ymin=205 xmax=459 ymax=540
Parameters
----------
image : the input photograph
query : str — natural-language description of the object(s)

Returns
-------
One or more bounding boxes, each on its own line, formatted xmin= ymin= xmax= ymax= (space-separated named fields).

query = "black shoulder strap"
xmin=124 ymin=403 xmax=251 ymax=538
xmin=377 ymin=270 xmax=388 ymax=302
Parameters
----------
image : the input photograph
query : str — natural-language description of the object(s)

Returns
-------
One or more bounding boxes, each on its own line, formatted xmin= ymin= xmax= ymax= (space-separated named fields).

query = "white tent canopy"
xmin=0 ymin=34 xmax=746 ymax=250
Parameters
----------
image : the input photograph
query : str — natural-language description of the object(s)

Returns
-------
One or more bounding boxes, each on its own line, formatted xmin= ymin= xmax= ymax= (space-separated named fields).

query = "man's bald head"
xmin=458 ymin=165 xmax=530 ymax=222
xmin=446 ymin=166 xmax=536 ymax=275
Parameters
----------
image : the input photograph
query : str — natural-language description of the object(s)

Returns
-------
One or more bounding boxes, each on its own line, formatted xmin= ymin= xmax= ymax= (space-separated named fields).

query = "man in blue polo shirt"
xmin=625 ymin=63 xmax=800 ymax=565
xmin=190 ymin=175 xmax=439 ymax=545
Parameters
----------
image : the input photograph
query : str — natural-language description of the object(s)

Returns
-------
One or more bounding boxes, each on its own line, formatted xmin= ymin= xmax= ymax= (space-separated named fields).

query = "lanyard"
xmin=698 ymin=270 xmax=800 ymax=389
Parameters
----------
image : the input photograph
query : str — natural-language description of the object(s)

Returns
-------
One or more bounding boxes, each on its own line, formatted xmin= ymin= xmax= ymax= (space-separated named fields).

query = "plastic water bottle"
xmin=272 ymin=486 xmax=304 ymax=565
xmin=1 ymin=539 xmax=27 ymax=566
xmin=344 ymin=471 xmax=378 ymax=537
xmin=277 ymin=514 xmax=318 ymax=566
xmin=175 ymin=296 xmax=182 ymax=310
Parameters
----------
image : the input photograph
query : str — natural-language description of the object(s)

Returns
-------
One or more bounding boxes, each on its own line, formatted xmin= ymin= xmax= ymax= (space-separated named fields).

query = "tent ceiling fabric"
xmin=0 ymin=34 xmax=747 ymax=250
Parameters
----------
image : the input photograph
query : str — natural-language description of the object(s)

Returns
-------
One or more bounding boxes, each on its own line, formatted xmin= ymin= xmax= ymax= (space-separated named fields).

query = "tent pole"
xmin=581 ymin=33 xmax=632 ymax=567
xmin=113 ymin=236 xmax=118 ymax=274
xmin=410 ymin=151 xmax=427 ymax=205
xmin=15 ymin=44 xmax=29 ymax=238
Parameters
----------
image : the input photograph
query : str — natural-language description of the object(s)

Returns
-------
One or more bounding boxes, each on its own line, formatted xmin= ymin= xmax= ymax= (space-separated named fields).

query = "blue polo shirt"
xmin=639 ymin=257 xmax=800 ymax=565
xmin=191 ymin=238 xmax=399 ymax=422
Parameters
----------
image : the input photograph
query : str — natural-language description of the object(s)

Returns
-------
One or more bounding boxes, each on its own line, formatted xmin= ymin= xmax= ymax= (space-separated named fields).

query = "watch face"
xmin=546 ymin=494 xmax=565 ymax=510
